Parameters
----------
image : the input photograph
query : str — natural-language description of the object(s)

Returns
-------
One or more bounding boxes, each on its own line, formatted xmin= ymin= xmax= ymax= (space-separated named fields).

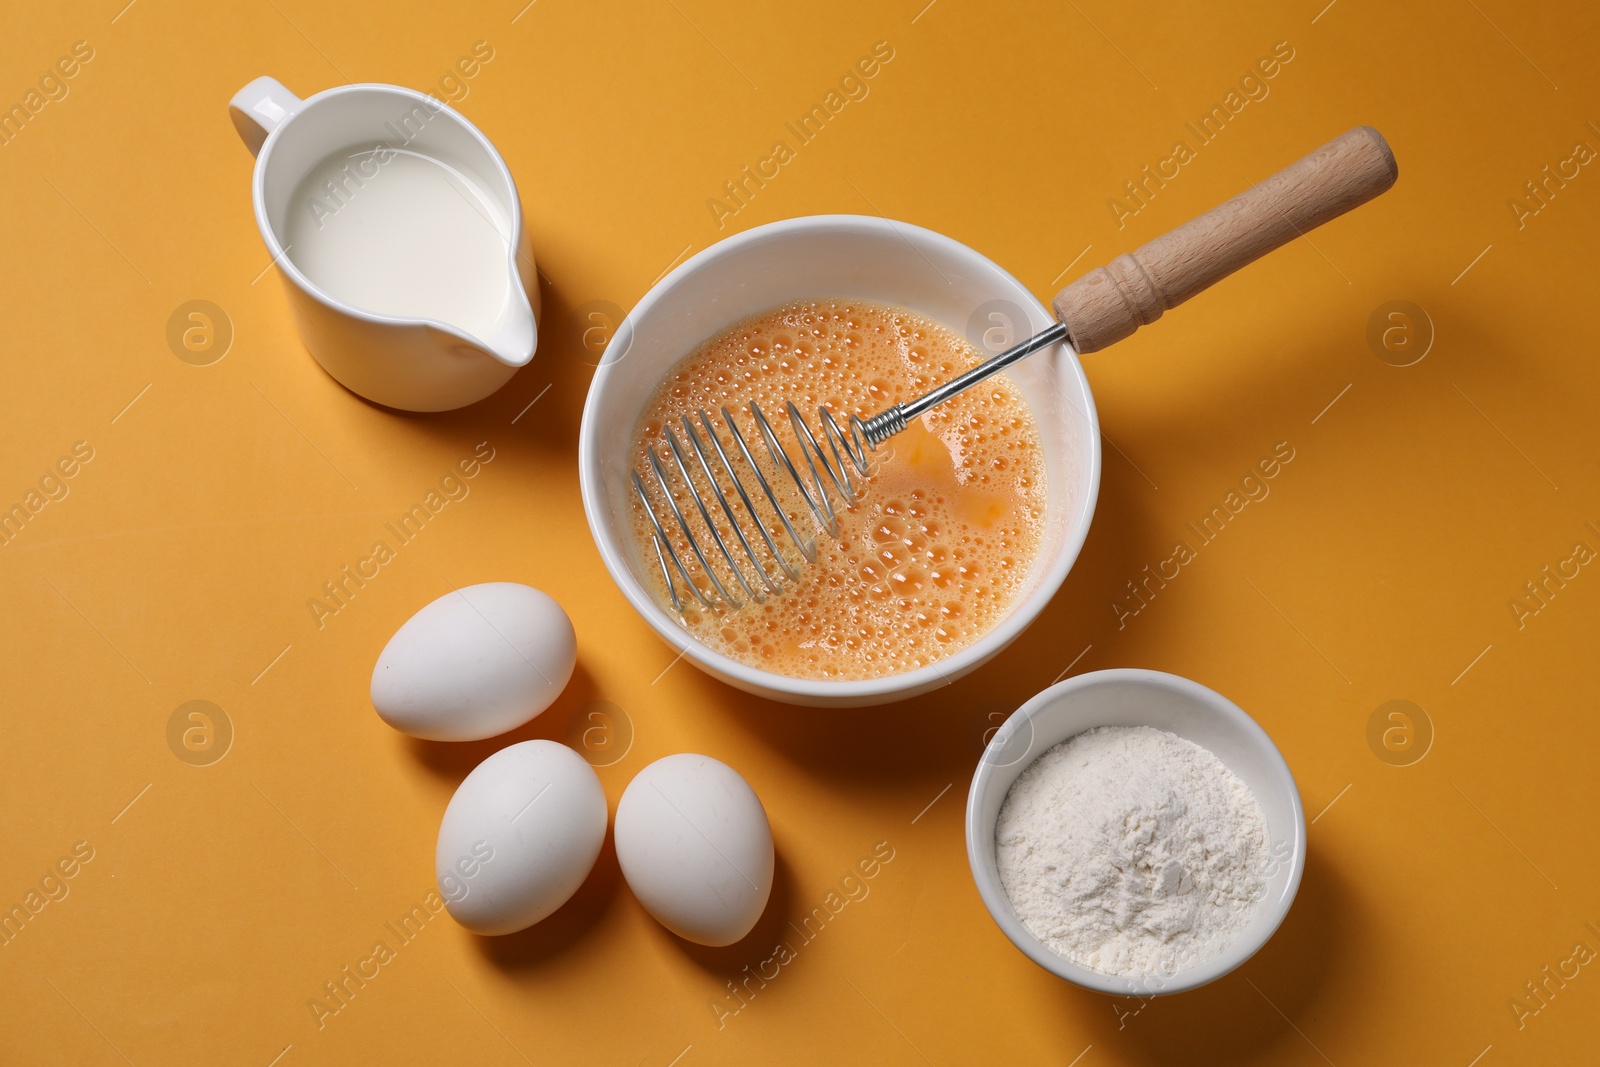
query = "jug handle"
xmin=229 ymin=77 xmax=303 ymax=157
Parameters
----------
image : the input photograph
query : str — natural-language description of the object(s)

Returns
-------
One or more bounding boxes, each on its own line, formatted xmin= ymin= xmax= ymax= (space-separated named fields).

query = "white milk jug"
xmin=230 ymin=76 xmax=539 ymax=412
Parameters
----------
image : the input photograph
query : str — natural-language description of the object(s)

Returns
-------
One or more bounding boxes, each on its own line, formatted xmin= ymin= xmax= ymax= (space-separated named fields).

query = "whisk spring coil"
xmin=632 ymin=402 xmax=882 ymax=612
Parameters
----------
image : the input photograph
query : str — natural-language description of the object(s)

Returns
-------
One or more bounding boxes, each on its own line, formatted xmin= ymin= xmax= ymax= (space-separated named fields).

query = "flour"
xmin=995 ymin=725 xmax=1270 ymax=977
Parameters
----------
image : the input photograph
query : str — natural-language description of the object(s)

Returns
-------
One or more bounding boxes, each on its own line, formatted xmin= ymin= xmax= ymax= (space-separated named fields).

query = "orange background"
xmin=3 ymin=1 xmax=1598 ymax=1063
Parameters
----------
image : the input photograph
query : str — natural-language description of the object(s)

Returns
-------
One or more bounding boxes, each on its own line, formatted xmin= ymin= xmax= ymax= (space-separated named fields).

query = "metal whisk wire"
xmin=633 ymin=400 xmax=874 ymax=613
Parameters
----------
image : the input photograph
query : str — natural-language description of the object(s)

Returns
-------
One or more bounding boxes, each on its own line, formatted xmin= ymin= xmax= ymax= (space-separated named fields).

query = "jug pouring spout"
xmin=481 ymin=282 xmax=539 ymax=368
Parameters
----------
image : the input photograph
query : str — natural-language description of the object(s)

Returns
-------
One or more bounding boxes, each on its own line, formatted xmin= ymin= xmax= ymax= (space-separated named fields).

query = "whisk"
xmin=633 ymin=127 xmax=1397 ymax=612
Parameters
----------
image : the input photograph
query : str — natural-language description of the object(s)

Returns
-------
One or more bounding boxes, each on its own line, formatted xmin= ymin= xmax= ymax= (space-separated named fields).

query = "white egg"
xmin=371 ymin=582 xmax=576 ymax=741
xmin=435 ymin=740 xmax=607 ymax=935
xmin=614 ymin=753 xmax=774 ymax=946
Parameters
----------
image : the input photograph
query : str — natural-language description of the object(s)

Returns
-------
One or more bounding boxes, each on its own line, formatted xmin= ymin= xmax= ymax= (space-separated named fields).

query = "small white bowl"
xmin=965 ymin=669 xmax=1306 ymax=995
xmin=577 ymin=215 xmax=1101 ymax=707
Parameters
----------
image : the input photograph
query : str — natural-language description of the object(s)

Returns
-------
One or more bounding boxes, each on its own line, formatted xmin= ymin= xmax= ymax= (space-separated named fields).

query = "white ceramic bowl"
xmin=965 ymin=669 xmax=1306 ymax=995
xmin=577 ymin=215 xmax=1101 ymax=706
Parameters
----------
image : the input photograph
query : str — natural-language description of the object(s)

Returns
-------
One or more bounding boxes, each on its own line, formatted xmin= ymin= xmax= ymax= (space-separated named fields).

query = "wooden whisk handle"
xmin=1051 ymin=126 xmax=1398 ymax=355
